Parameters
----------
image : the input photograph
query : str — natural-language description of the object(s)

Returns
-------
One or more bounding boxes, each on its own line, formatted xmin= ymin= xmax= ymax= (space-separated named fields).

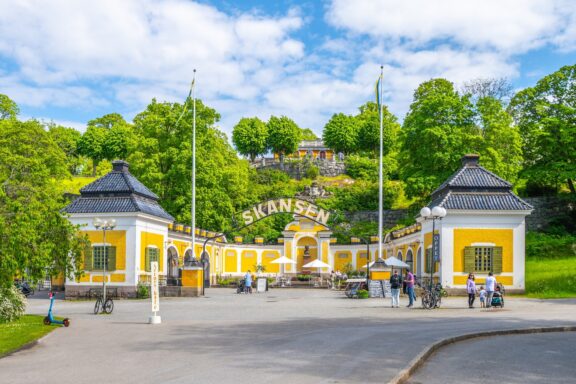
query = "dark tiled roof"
xmin=429 ymin=192 xmax=533 ymax=211
xmin=432 ymin=165 xmax=511 ymax=195
xmin=63 ymin=160 xmax=173 ymax=220
xmin=81 ymin=171 xmax=158 ymax=199
xmin=63 ymin=196 xmax=174 ymax=220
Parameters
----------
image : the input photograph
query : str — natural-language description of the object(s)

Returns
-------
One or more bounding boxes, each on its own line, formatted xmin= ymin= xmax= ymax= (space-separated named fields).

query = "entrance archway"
xmin=296 ymin=236 xmax=318 ymax=272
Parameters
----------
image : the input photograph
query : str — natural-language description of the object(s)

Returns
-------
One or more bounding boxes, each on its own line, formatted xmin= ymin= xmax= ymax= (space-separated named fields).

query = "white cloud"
xmin=327 ymin=0 xmax=566 ymax=53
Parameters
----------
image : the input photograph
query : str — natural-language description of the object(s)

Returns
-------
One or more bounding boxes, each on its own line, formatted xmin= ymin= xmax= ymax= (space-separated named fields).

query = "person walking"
xmin=389 ymin=270 xmax=401 ymax=308
xmin=405 ymin=268 xmax=415 ymax=308
xmin=466 ymin=273 xmax=476 ymax=308
xmin=485 ymin=272 xmax=497 ymax=308
xmin=244 ymin=270 xmax=253 ymax=294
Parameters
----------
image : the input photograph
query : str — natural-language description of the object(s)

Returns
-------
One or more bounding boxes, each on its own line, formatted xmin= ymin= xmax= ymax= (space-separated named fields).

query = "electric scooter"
xmin=43 ymin=292 xmax=70 ymax=327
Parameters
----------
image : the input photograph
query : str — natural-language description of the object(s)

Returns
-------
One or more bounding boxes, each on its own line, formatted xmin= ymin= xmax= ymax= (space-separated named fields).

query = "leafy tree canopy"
xmin=0 ymin=94 xmax=19 ymax=120
xmin=47 ymin=124 xmax=82 ymax=174
xmin=128 ymin=98 xmax=252 ymax=230
xmin=0 ymin=118 xmax=86 ymax=287
xmin=232 ymin=117 xmax=268 ymax=161
xmin=266 ymin=116 xmax=302 ymax=164
xmin=300 ymin=128 xmax=318 ymax=140
xmin=355 ymin=102 xmax=399 ymax=156
xmin=322 ymin=113 xmax=359 ymax=155
xmin=509 ymin=64 xmax=576 ymax=194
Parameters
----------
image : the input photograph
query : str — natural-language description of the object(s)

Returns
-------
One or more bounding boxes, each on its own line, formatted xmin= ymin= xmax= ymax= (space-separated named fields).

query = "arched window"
xmin=417 ymin=247 xmax=423 ymax=277
xmin=397 ymin=250 xmax=403 ymax=261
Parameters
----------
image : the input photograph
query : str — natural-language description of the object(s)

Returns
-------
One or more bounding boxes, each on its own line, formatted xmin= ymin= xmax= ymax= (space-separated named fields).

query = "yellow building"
xmin=63 ymin=155 xmax=531 ymax=297
xmin=274 ymin=139 xmax=338 ymax=161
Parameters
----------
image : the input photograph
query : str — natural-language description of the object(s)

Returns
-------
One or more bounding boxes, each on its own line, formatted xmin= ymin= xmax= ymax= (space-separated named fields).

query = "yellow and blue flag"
xmin=175 ymin=77 xmax=195 ymax=126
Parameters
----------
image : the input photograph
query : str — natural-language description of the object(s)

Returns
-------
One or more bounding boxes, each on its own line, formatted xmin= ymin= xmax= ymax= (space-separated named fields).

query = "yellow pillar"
xmin=181 ymin=267 xmax=204 ymax=297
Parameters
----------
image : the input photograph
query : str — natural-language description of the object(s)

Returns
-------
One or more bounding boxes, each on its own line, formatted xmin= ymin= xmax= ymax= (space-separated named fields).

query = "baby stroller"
xmin=236 ymin=279 xmax=246 ymax=294
xmin=490 ymin=284 xmax=505 ymax=308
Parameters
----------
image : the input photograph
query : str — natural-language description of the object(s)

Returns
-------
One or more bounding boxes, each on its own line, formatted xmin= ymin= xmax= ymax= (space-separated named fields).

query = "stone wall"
xmin=345 ymin=210 xmax=411 ymax=229
xmin=523 ymin=196 xmax=575 ymax=232
xmin=254 ymin=159 xmax=346 ymax=179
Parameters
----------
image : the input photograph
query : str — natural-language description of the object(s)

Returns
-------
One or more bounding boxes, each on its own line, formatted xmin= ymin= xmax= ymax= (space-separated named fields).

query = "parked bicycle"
xmin=93 ymin=294 xmax=114 ymax=314
xmin=420 ymin=283 xmax=446 ymax=309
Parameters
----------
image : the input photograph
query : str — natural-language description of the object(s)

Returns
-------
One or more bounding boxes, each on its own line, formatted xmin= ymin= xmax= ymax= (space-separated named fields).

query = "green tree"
xmin=476 ymin=97 xmax=522 ymax=183
xmin=77 ymin=126 xmax=108 ymax=176
xmin=0 ymin=118 xmax=86 ymax=288
xmin=232 ymin=117 xmax=268 ymax=162
xmin=0 ymin=94 xmax=19 ymax=120
xmin=322 ymin=113 xmax=359 ymax=155
xmin=355 ymin=102 xmax=399 ymax=156
xmin=266 ymin=116 xmax=302 ymax=167
xmin=300 ymin=128 xmax=318 ymax=140
xmin=400 ymin=78 xmax=479 ymax=199
xmin=509 ymin=65 xmax=576 ymax=194
xmin=47 ymin=124 xmax=82 ymax=174
xmin=87 ymin=113 xmax=127 ymax=129
xmin=104 ymin=123 xmax=137 ymax=161
xmin=128 ymin=99 xmax=252 ymax=230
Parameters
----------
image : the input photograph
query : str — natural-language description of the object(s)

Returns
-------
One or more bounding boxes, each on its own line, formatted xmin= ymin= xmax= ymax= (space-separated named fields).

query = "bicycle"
xmin=420 ymin=283 xmax=445 ymax=309
xmin=93 ymin=295 xmax=114 ymax=314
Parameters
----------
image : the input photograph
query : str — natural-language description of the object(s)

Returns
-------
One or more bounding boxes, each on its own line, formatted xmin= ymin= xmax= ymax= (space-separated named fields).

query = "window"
xmin=397 ymin=251 xmax=403 ymax=261
xmin=145 ymin=247 xmax=159 ymax=272
xmin=338 ymin=253 xmax=348 ymax=259
xmin=464 ymin=246 xmax=502 ymax=273
xmin=89 ymin=245 xmax=116 ymax=271
xmin=358 ymin=252 xmax=367 ymax=258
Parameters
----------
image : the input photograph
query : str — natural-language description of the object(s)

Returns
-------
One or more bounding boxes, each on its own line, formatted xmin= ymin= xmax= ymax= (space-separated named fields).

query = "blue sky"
xmin=1 ymin=0 xmax=576 ymax=137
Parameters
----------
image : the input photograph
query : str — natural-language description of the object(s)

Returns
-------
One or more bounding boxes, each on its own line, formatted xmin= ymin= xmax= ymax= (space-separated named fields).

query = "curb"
xmin=388 ymin=325 xmax=576 ymax=384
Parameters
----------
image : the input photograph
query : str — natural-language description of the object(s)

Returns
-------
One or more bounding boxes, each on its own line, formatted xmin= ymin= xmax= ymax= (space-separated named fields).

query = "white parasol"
xmin=271 ymin=256 xmax=297 ymax=276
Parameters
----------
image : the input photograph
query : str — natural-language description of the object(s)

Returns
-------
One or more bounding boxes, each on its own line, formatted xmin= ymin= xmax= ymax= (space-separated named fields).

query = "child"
xmin=479 ymin=286 xmax=487 ymax=308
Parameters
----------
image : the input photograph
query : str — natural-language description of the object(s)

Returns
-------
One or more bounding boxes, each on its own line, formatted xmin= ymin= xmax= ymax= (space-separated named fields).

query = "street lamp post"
xmin=93 ymin=218 xmax=116 ymax=310
xmin=419 ymin=206 xmax=447 ymax=291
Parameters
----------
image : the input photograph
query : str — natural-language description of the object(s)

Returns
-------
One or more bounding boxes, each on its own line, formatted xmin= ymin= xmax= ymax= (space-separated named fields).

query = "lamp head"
xmin=93 ymin=218 xmax=102 ymax=229
xmin=420 ymin=207 xmax=431 ymax=218
xmin=107 ymin=219 xmax=117 ymax=229
xmin=432 ymin=206 xmax=447 ymax=218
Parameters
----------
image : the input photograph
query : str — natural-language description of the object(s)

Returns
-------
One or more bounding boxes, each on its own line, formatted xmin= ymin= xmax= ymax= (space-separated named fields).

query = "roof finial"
xmin=461 ymin=154 xmax=480 ymax=167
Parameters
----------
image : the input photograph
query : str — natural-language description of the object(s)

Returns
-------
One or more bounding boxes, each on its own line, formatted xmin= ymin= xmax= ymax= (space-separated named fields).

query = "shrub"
xmin=357 ymin=289 xmax=369 ymax=299
xmin=305 ymin=165 xmax=319 ymax=180
xmin=136 ymin=283 xmax=149 ymax=299
xmin=297 ymin=274 xmax=313 ymax=281
xmin=0 ymin=286 xmax=27 ymax=323
xmin=526 ymin=233 xmax=576 ymax=260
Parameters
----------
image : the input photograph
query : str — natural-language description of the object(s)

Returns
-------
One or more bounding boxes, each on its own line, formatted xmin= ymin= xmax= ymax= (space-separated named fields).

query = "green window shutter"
xmin=84 ymin=246 xmax=93 ymax=271
xmin=145 ymin=248 xmax=151 ymax=272
xmin=492 ymin=247 xmax=503 ymax=274
xmin=464 ymin=247 xmax=475 ymax=273
xmin=108 ymin=246 xmax=117 ymax=271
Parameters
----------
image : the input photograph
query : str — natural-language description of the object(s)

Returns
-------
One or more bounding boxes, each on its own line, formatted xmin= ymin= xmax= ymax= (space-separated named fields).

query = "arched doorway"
xmin=296 ymin=236 xmax=318 ymax=272
xmin=319 ymin=151 xmax=326 ymax=159
xmin=406 ymin=249 xmax=414 ymax=273
xmin=167 ymin=246 xmax=179 ymax=286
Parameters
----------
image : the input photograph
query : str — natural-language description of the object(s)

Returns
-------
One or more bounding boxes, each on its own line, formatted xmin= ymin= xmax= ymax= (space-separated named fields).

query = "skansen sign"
xmin=241 ymin=198 xmax=330 ymax=226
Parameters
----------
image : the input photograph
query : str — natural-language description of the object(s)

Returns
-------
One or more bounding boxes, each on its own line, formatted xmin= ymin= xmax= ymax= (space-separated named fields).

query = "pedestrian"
xmin=389 ymin=270 xmax=401 ymax=308
xmin=485 ymin=272 xmax=497 ymax=308
xmin=466 ymin=273 xmax=476 ymax=308
xmin=479 ymin=286 xmax=486 ymax=308
xmin=330 ymin=270 xmax=336 ymax=290
xmin=244 ymin=270 xmax=252 ymax=294
xmin=405 ymin=268 xmax=415 ymax=308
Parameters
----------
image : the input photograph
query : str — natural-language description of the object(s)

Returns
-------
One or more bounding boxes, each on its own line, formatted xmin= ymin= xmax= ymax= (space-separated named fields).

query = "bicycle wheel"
xmin=421 ymin=292 xmax=433 ymax=309
xmin=94 ymin=298 xmax=101 ymax=314
xmin=103 ymin=298 xmax=114 ymax=314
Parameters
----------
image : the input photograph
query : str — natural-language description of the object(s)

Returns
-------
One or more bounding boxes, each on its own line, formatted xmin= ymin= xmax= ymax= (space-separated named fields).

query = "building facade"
xmin=63 ymin=155 xmax=531 ymax=297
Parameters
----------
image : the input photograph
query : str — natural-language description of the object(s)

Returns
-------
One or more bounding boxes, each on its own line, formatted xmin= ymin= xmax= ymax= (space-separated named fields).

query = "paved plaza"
xmin=1 ymin=289 xmax=575 ymax=384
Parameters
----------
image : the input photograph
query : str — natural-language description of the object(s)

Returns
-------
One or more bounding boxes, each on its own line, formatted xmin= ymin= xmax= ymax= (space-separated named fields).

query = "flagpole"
xmin=378 ymin=65 xmax=384 ymax=263
xmin=191 ymin=69 xmax=197 ymax=258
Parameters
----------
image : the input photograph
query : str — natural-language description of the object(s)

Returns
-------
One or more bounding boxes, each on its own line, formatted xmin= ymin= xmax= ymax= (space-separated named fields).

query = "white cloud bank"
xmin=0 ymin=0 xmax=575 ymax=136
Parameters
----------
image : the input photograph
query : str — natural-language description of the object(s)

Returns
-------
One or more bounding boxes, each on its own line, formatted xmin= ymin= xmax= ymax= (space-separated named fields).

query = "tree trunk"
xmin=280 ymin=153 xmax=284 ymax=170
xmin=568 ymin=178 xmax=576 ymax=195
xmin=92 ymin=159 xmax=99 ymax=177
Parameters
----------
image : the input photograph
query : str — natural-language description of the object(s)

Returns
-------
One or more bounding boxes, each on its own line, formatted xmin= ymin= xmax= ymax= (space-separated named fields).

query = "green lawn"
xmin=526 ymin=257 xmax=576 ymax=298
xmin=0 ymin=315 xmax=61 ymax=357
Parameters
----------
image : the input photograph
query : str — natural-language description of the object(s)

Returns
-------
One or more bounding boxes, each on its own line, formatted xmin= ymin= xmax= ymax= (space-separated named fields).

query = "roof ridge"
xmin=121 ymin=171 xmax=137 ymax=194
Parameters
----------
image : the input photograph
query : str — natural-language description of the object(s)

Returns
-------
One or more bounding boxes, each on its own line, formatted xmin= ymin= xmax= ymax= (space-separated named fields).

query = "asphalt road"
xmin=1 ymin=289 xmax=575 ymax=384
xmin=408 ymin=332 xmax=576 ymax=384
